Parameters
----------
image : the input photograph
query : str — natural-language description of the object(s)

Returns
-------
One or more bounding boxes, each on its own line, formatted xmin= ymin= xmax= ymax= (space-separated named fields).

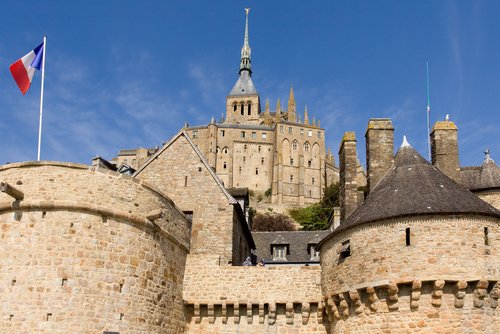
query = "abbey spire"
xmin=240 ymin=8 xmax=252 ymax=74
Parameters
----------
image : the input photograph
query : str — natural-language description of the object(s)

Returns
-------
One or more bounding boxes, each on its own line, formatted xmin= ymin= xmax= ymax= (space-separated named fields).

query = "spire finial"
xmin=287 ymin=86 xmax=296 ymax=122
xmin=484 ymin=149 xmax=494 ymax=163
xmin=239 ymin=8 xmax=252 ymax=74
xmin=303 ymin=105 xmax=309 ymax=125
xmin=401 ymin=135 xmax=411 ymax=148
xmin=265 ymin=99 xmax=270 ymax=114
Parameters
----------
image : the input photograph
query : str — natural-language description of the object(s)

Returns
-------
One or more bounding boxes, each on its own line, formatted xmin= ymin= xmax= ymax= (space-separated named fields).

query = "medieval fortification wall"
xmin=320 ymin=215 xmax=500 ymax=333
xmin=0 ymin=162 xmax=191 ymax=333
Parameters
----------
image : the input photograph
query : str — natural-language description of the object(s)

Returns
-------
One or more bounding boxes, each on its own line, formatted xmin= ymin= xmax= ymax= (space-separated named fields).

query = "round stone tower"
xmin=318 ymin=139 xmax=500 ymax=333
xmin=0 ymin=162 xmax=191 ymax=333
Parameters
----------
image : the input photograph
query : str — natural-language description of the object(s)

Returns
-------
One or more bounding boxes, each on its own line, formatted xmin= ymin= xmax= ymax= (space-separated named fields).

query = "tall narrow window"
xmin=240 ymin=103 xmax=244 ymax=115
xmin=223 ymin=162 xmax=227 ymax=169
xmin=405 ymin=228 xmax=411 ymax=246
xmin=290 ymin=175 xmax=293 ymax=182
xmin=233 ymin=104 xmax=237 ymax=112
xmin=485 ymin=227 xmax=490 ymax=246
xmin=312 ymin=177 xmax=315 ymax=185
xmin=258 ymin=145 xmax=261 ymax=153
xmin=290 ymin=158 xmax=294 ymax=165
xmin=248 ymin=104 xmax=252 ymax=115
xmin=288 ymin=127 xmax=293 ymax=134
xmin=261 ymin=157 xmax=264 ymax=165
xmin=256 ymin=168 xmax=259 ymax=175
xmin=184 ymin=176 xmax=188 ymax=187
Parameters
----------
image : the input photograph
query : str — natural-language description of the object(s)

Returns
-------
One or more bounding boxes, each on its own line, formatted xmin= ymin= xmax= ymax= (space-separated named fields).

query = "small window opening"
xmin=184 ymin=176 xmax=188 ymax=186
xmin=223 ymin=162 xmax=227 ymax=169
xmin=120 ymin=313 xmax=124 ymax=320
xmin=290 ymin=175 xmax=293 ymax=182
xmin=11 ymin=279 xmax=16 ymax=286
xmin=261 ymin=157 xmax=264 ymax=165
xmin=239 ymin=167 xmax=242 ymax=173
xmin=340 ymin=240 xmax=351 ymax=259
xmin=258 ymin=145 xmax=261 ymax=153
xmin=308 ymin=160 xmax=312 ymax=168
xmin=61 ymin=278 xmax=68 ymax=286
xmin=290 ymin=158 xmax=294 ymax=165
xmin=255 ymin=168 xmax=259 ymax=175
xmin=42 ymin=211 xmax=46 ymax=219
xmin=405 ymin=228 xmax=411 ymax=246
xmin=312 ymin=177 xmax=315 ymax=185
xmin=47 ymin=313 xmax=53 ymax=321
xmin=248 ymin=104 xmax=252 ymax=115
xmin=240 ymin=103 xmax=244 ymax=115
xmin=119 ymin=283 xmax=124 ymax=293
xmin=9 ymin=315 xmax=13 ymax=321
xmin=484 ymin=227 xmax=490 ymax=246
xmin=233 ymin=104 xmax=237 ymax=112
xmin=198 ymin=167 xmax=202 ymax=172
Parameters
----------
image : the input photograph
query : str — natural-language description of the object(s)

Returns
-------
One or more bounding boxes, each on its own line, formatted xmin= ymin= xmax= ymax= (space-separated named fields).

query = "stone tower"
xmin=338 ymin=132 xmax=358 ymax=222
xmin=365 ymin=118 xmax=394 ymax=194
xmin=225 ymin=8 xmax=261 ymax=125
xmin=430 ymin=119 xmax=461 ymax=183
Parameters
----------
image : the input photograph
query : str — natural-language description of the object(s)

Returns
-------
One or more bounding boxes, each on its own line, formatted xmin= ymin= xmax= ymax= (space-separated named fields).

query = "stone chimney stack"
xmin=365 ymin=118 xmax=394 ymax=194
xmin=430 ymin=120 xmax=461 ymax=183
xmin=339 ymin=132 xmax=358 ymax=222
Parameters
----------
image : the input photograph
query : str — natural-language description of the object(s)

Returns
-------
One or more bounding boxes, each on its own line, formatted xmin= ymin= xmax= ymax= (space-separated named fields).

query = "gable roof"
xmin=253 ymin=230 xmax=330 ymax=263
xmin=134 ymin=130 xmax=237 ymax=205
xmin=461 ymin=158 xmax=500 ymax=191
xmin=323 ymin=143 xmax=500 ymax=240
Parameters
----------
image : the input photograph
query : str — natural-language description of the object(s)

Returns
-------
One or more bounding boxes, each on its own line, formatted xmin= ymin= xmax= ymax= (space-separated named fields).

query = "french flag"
xmin=10 ymin=42 xmax=44 ymax=95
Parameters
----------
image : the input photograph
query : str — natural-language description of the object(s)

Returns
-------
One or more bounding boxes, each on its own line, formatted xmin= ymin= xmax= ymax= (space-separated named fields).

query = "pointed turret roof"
xmin=228 ymin=8 xmax=258 ymax=97
xmin=461 ymin=150 xmax=500 ymax=191
xmin=326 ymin=138 xmax=500 ymax=237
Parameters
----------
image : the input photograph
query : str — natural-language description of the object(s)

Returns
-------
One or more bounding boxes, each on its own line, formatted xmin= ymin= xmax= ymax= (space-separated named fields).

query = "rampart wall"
xmin=183 ymin=254 xmax=326 ymax=333
xmin=320 ymin=215 xmax=500 ymax=333
xmin=0 ymin=162 xmax=191 ymax=333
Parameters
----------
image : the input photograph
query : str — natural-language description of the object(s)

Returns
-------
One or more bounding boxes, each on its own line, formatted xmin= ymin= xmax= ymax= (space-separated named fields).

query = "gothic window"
xmin=304 ymin=142 xmax=310 ymax=152
xmin=292 ymin=141 xmax=298 ymax=150
xmin=224 ymin=147 xmax=228 ymax=154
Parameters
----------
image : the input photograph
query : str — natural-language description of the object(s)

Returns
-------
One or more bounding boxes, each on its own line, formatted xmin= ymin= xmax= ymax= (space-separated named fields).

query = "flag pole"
xmin=37 ymin=36 xmax=47 ymax=161
xmin=426 ymin=61 xmax=431 ymax=161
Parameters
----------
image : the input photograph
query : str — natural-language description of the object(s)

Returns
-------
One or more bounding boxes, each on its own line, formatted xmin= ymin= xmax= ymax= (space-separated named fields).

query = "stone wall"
xmin=320 ymin=215 xmax=500 ymax=333
xmin=135 ymin=134 xmax=249 ymax=265
xmin=0 ymin=162 xmax=191 ymax=333
xmin=183 ymin=254 xmax=326 ymax=333
xmin=477 ymin=190 xmax=500 ymax=211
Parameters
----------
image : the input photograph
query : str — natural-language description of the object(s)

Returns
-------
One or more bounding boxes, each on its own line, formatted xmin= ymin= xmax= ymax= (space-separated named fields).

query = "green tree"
xmin=252 ymin=212 xmax=297 ymax=231
xmin=288 ymin=182 xmax=340 ymax=230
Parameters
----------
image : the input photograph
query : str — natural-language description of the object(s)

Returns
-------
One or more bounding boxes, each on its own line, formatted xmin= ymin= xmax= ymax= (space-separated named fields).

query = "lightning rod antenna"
xmin=426 ymin=61 xmax=431 ymax=161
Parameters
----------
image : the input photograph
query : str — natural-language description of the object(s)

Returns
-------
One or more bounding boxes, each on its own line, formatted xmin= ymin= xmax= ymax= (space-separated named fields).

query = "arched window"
xmin=304 ymin=142 xmax=310 ymax=152
xmin=292 ymin=141 xmax=298 ymax=150
xmin=233 ymin=103 xmax=237 ymax=112
xmin=248 ymin=103 xmax=252 ymax=115
xmin=240 ymin=103 xmax=244 ymax=115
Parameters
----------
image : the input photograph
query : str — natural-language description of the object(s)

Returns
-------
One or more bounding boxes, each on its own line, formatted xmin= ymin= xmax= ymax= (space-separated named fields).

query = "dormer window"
xmin=272 ymin=245 xmax=287 ymax=261
xmin=309 ymin=244 xmax=320 ymax=261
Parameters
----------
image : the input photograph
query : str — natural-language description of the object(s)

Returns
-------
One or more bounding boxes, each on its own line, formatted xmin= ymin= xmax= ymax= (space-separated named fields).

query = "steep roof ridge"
xmin=134 ymin=130 xmax=237 ymax=205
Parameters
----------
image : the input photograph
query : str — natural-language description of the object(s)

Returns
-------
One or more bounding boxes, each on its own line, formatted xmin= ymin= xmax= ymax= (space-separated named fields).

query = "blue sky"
xmin=0 ymin=1 xmax=498 ymax=168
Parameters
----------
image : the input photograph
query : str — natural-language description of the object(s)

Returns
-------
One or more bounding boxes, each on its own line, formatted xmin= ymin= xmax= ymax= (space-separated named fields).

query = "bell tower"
xmin=225 ymin=8 xmax=261 ymax=125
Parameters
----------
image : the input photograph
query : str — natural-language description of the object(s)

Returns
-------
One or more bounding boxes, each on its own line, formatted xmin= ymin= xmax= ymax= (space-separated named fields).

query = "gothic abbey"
xmin=0 ymin=9 xmax=499 ymax=334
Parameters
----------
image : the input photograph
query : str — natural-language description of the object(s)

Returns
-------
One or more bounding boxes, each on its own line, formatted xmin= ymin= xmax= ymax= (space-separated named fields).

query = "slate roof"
xmin=228 ymin=70 xmax=258 ymax=96
xmin=461 ymin=159 xmax=500 ymax=191
xmin=323 ymin=142 xmax=500 ymax=239
xmin=253 ymin=230 xmax=330 ymax=263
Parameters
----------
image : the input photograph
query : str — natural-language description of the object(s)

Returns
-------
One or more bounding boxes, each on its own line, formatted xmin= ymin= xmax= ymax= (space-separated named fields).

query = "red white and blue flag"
xmin=10 ymin=42 xmax=44 ymax=95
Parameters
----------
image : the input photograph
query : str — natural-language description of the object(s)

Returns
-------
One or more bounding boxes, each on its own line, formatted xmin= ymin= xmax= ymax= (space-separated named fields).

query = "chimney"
xmin=430 ymin=120 xmax=461 ymax=183
xmin=339 ymin=132 xmax=358 ymax=222
xmin=365 ymin=118 xmax=394 ymax=194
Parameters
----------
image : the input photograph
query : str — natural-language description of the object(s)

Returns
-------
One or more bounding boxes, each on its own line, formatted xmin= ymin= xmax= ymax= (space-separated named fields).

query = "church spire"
xmin=239 ymin=8 xmax=252 ymax=74
xmin=287 ymin=86 xmax=296 ymax=122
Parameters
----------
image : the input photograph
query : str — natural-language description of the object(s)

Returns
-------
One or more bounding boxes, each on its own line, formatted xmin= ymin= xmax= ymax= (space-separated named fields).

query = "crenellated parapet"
xmin=323 ymin=279 xmax=500 ymax=322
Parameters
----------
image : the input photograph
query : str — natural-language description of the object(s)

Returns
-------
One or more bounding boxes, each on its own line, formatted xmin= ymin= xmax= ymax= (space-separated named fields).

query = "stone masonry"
xmin=365 ymin=118 xmax=394 ymax=194
xmin=338 ymin=132 xmax=358 ymax=222
xmin=0 ymin=162 xmax=191 ymax=333
xmin=430 ymin=120 xmax=461 ymax=183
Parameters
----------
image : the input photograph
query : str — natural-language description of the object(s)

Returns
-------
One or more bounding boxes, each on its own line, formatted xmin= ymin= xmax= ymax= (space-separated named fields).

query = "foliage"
xmin=252 ymin=212 xmax=297 ymax=232
xmin=264 ymin=188 xmax=272 ymax=198
xmin=288 ymin=182 xmax=340 ymax=231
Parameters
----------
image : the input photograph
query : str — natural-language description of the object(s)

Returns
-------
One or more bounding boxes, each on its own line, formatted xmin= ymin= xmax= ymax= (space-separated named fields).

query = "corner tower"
xmin=225 ymin=8 xmax=261 ymax=125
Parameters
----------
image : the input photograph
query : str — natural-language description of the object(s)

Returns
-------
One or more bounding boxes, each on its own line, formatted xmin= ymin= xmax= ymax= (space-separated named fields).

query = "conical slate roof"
xmin=331 ymin=141 xmax=500 ymax=236
xmin=228 ymin=70 xmax=258 ymax=96
xmin=461 ymin=153 xmax=500 ymax=191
